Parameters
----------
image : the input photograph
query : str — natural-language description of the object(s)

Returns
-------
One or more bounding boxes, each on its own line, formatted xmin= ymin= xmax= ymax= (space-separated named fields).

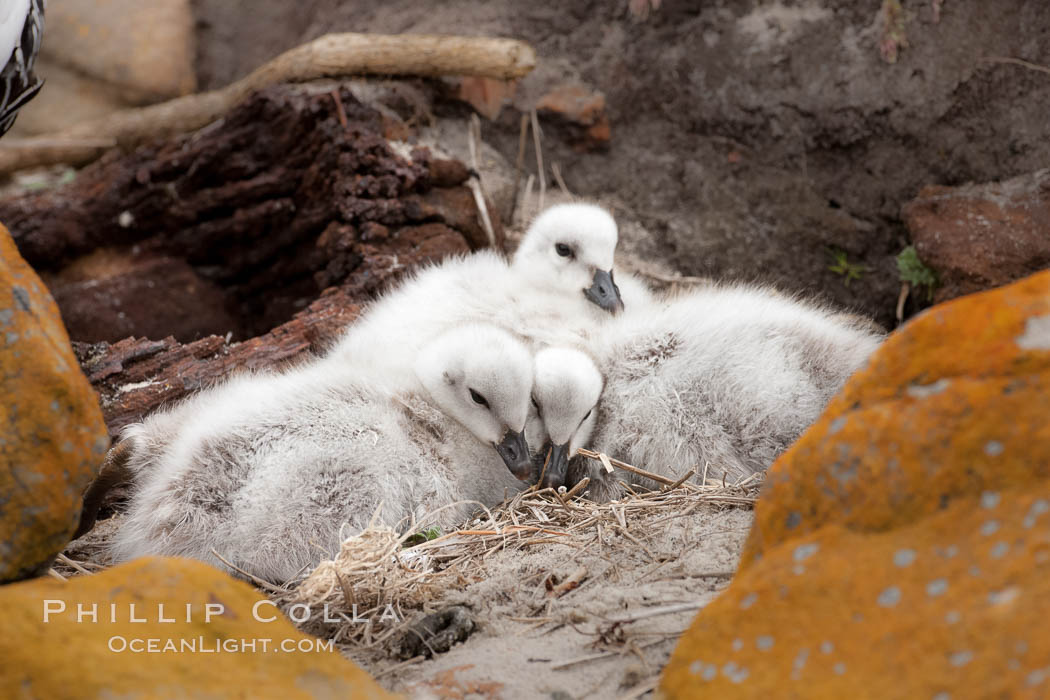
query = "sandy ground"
xmin=350 ymin=501 xmax=755 ymax=699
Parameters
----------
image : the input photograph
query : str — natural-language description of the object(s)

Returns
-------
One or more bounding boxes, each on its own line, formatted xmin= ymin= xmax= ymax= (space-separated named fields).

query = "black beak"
xmin=584 ymin=269 xmax=624 ymax=314
xmin=496 ymin=429 xmax=532 ymax=480
xmin=539 ymin=442 xmax=570 ymax=490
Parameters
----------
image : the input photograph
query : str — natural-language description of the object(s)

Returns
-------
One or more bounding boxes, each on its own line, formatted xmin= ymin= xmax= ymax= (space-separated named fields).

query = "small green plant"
xmin=402 ymin=526 xmax=442 ymax=548
xmin=896 ymin=245 xmax=938 ymax=300
xmin=20 ymin=168 xmax=75 ymax=192
xmin=827 ymin=248 xmax=867 ymax=287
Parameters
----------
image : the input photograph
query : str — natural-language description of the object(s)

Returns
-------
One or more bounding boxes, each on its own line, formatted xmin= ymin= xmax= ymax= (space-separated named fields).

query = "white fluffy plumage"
xmin=526 ymin=285 xmax=884 ymax=501
xmin=526 ymin=345 xmax=604 ymax=487
xmin=108 ymin=324 xmax=533 ymax=583
xmin=330 ymin=203 xmax=651 ymax=374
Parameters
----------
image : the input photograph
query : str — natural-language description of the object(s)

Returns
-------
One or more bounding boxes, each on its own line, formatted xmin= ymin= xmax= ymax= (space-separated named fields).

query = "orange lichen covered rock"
xmin=661 ymin=271 xmax=1050 ymax=698
xmin=661 ymin=484 xmax=1050 ymax=698
xmin=0 ymin=225 xmax=109 ymax=582
xmin=746 ymin=270 xmax=1050 ymax=565
xmin=0 ymin=557 xmax=392 ymax=698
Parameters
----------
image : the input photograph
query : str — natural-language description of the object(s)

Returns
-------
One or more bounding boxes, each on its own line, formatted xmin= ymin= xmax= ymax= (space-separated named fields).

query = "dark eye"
xmin=531 ymin=395 xmax=539 ymax=409
xmin=555 ymin=243 xmax=572 ymax=257
xmin=469 ymin=389 xmax=489 ymax=407
xmin=583 ymin=409 xmax=592 ymax=420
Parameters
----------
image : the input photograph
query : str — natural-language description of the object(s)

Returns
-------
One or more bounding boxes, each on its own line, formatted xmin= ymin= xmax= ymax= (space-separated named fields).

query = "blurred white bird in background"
xmin=0 ymin=0 xmax=44 ymax=136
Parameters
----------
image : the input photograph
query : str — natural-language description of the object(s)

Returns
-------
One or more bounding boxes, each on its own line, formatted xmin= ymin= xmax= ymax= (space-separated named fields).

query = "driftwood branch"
xmin=980 ymin=55 xmax=1050 ymax=76
xmin=0 ymin=33 xmax=536 ymax=175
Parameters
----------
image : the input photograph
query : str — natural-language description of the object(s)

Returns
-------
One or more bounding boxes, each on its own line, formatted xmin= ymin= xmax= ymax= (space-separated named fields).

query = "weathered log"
xmin=0 ymin=33 xmax=536 ymax=174
xmin=0 ymin=83 xmax=499 ymax=344
xmin=69 ymin=283 xmax=367 ymax=517
xmin=73 ymin=285 xmax=363 ymax=440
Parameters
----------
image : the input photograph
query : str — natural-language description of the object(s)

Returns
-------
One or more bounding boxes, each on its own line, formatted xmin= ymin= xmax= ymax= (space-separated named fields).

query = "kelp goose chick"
xmin=331 ymin=203 xmax=652 ymax=375
xmin=106 ymin=324 xmax=534 ymax=583
xmin=563 ymin=285 xmax=883 ymax=501
xmin=1 ymin=0 xmax=44 ymax=136
xmin=526 ymin=346 xmax=603 ymax=489
xmin=510 ymin=202 xmax=646 ymax=316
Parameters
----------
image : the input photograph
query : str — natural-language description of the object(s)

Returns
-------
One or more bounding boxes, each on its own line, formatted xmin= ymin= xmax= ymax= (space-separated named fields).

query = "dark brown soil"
xmin=192 ymin=0 xmax=1050 ymax=326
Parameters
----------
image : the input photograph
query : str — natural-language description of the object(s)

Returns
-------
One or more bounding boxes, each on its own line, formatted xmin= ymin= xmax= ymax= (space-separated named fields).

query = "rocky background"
xmin=185 ymin=0 xmax=1050 ymax=326
xmin=8 ymin=0 xmax=1050 ymax=334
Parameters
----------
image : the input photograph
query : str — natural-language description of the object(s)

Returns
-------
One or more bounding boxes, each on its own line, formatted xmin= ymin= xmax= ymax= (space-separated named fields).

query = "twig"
xmin=467 ymin=114 xmax=481 ymax=172
xmin=56 ymin=553 xmax=94 ymax=577
xmin=528 ymin=447 xmax=553 ymax=494
xmin=329 ymin=89 xmax=349 ymax=128
xmin=551 ymin=638 xmax=670 ymax=671
xmin=896 ymin=281 xmax=910 ymax=323
xmin=47 ymin=569 xmax=67 ymax=582
xmin=621 ymin=480 xmax=644 ymax=498
xmin=523 ymin=173 xmax=536 ymax=222
xmin=734 ymin=471 xmax=763 ymax=489
xmin=466 ymin=114 xmax=497 ymax=247
xmin=981 ymin=56 xmax=1050 ymax=76
xmin=565 ymin=476 xmax=590 ymax=500
xmin=605 ymin=601 xmax=707 ymax=623
xmin=576 ymin=448 xmax=684 ymax=488
xmin=0 ymin=33 xmax=537 ymax=175
xmin=551 ymin=649 xmax=625 ymax=671
xmin=530 ymin=108 xmax=546 ymax=212
xmin=552 ymin=162 xmax=572 ymax=196
xmin=210 ymin=549 xmax=288 ymax=594
xmin=510 ymin=616 xmax=554 ymax=623
xmin=664 ymin=468 xmax=695 ymax=491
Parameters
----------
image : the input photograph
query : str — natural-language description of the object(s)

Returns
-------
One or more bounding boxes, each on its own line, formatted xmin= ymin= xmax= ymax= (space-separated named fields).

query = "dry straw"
xmin=53 ymin=452 xmax=761 ymax=656
xmin=272 ymin=452 xmax=760 ymax=652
